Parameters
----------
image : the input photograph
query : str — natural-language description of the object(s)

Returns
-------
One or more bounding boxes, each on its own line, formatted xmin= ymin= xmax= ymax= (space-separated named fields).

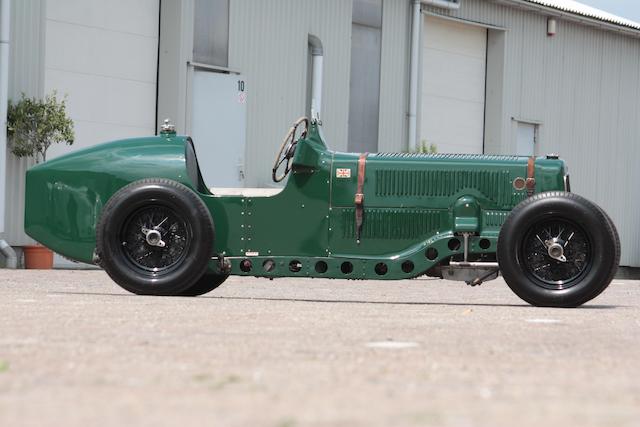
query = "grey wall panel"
xmin=228 ymin=0 xmax=352 ymax=187
xmin=2 ymin=0 xmax=45 ymax=245
xmin=348 ymin=23 xmax=382 ymax=153
xmin=378 ymin=0 xmax=411 ymax=152
xmin=425 ymin=0 xmax=640 ymax=265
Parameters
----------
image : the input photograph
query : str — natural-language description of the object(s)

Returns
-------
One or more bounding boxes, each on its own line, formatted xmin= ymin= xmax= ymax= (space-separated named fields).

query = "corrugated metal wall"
xmin=5 ymin=0 xmax=640 ymax=267
xmin=228 ymin=0 xmax=353 ymax=187
xmin=425 ymin=0 xmax=640 ymax=266
xmin=229 ymin=0 xmax=411 ymax=186
xmin=229 ymin=0 xmax=412 ymax=185
xmin=378 ymin=0 xmax=411 ymax=152
xmin=1 ymin=0 xmax=45 ymax=246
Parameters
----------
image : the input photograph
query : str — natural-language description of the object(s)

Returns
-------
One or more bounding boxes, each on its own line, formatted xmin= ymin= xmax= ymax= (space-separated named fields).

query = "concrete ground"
xmin=0 ymin=270 xmax=638 ymax=427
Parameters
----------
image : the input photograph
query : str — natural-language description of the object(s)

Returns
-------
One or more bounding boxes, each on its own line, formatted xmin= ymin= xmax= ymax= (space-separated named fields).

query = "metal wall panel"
xmin=4 ymin=0 xmax=159 ymax=246
xmin=378 ymin=0 xmax=411 ymax=152
xmin=227 ymin=0 xmax=412 ymax=171
xmin=228 ymin=0 xmax=353 ymax=187
xmin=6 ymin=0 xmax=640 ymax=266
xmin=425 ymin=0 xmax=640 ymax=265
xmin=348 ymin=23 xmax=382 ymax=153
xmin=2 ymin=0 xmax=45 ymax=246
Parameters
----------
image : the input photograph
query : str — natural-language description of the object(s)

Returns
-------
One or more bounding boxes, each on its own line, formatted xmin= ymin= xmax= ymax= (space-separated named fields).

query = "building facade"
xmin=2 ymin=0 xmax=640 ymax=266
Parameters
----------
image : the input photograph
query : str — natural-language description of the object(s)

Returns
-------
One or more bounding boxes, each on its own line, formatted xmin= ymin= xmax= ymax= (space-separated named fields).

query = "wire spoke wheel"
xmin=521 ymin=219 xmax=591 ymax=289
xmin=497 ymin=192 xmax=619 ymax=307
xmin=97 ymin=179 xmax=215 ymax=296
xmin=121 ymin=205 xmax=191 ymax=274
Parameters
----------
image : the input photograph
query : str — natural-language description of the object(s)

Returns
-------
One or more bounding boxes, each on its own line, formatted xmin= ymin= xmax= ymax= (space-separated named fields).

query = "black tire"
xmin=96 ymin=178 xmax=214 ymax=296
xmin=497 ymin=191 xmax=619 ymax=307
xmin=589 ymin=203 xmax=621 ymax=300
xmin=178 ymin=273 xmax=229 ymax=296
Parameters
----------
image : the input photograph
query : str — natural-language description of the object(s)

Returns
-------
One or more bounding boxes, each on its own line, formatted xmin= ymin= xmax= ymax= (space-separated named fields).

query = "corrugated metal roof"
xmin=524 ymin=0 xmax=640 ymax=31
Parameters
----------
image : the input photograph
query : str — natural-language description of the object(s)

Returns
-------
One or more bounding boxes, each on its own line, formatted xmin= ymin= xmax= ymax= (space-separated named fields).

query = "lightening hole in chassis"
xmin=289 ymin=260 xmax=303 ymax=273
xmin=402 ymin=261 xmax=415 ymax=273
xmin=240 ymin=259 xmax=252 ymax=272
xmin=263 ymin=259 xmax=276 ymax=272
xmin=426 ymin=247 xmax=438 ymax=261
xmin=375 ymin=263 xmax=388 ymax=276
xmin=479 ymin=239 xmax=491 ymax=250
xmin=448 ymin=238 xmax=461 ymax=251
xmin=341 ymin=262 xmax=353 ymax=274
xmin=315 ymin=261 xmax=328 ymax=273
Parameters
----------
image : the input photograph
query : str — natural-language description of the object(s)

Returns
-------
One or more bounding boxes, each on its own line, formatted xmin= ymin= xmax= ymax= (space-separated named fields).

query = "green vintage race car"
xmin=24 ymin=118 xmax=619 ymax=307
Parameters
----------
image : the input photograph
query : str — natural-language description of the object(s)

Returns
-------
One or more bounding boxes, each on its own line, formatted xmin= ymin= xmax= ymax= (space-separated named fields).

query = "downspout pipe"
xmin=308 ymin=34 xmax=323 ymax=123
xmin=0 ymin=240 xmax=16 ymax=269
xmin=0 ymin=0 xmax=10 ymax=235
xmin=408 ymin=0 xmax=421 ymax=152
xmin=0 ymin=0 xmax=15 ymax=269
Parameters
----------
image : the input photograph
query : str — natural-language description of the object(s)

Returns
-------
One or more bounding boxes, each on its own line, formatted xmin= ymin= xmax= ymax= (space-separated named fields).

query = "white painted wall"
xmin=421 ymin=16 xmax=487 ymax=154
xmin=44 ymin=0 xmax=159 ymax=159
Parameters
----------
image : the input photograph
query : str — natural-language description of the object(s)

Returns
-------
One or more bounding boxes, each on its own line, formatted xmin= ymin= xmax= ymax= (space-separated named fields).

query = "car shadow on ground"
xmin=50 ymin=291 xmax=622 ymax=309
xmin=204 ymin=295 xmax=622 ymax=309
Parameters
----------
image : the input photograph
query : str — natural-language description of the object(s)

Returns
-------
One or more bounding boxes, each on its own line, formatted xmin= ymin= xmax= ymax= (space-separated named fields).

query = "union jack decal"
xmin=336 ymin=168 xmax=351 ymax=178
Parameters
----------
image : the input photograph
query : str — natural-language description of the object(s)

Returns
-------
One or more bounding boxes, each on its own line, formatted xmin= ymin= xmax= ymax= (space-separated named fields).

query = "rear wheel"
xmin=497 ymin=192 xmax=619 ymax=307
xmin=97 ymin=179 xmax=214 ymax=296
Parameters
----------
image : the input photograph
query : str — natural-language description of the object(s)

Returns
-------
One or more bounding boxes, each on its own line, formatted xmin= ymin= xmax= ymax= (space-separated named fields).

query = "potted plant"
xmin=7 ymin=92 xmax=75 ymax=269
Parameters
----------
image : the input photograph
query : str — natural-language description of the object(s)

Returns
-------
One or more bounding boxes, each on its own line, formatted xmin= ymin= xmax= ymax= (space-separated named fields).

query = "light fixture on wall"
xmin=547 ymin=17 xmax=557 ymax=36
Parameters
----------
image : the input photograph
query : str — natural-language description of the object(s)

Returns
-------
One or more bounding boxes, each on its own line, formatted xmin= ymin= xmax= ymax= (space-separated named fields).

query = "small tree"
xmin=7 ymin=92 xmax=74 ymax=163
xmin=404 ymin=140 xmax=438 ymax=154
xmin=417 ymin=140 xmax=438 ymax=154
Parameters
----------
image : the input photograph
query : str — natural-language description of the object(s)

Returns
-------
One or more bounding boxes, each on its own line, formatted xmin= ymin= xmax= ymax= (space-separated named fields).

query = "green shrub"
xmin=7 ymin=92 xmax=74 ymax=163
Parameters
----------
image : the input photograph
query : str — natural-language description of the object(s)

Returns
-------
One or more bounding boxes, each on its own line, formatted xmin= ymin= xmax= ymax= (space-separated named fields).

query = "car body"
xmin=24 ymin=119 xmax=619 ymax=307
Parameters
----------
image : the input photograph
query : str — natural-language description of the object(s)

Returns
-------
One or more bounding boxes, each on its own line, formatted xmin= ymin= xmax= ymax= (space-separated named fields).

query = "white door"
xmin=516 ymin=122 xmax=537 ymax=156
xmin=190 ymin=70 xmax=247 ymax=188
xmin=421 ymin=16 xmax=487 ymax=154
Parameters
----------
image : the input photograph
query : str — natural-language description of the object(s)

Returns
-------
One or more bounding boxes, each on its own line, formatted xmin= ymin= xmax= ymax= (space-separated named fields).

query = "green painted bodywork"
xmin=25 ymin=123 xmax=567 ymax=280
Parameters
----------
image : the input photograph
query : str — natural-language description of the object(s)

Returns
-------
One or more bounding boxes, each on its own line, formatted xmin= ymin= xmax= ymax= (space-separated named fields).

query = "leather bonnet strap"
xmin=355 ymin=153 xmax=368 ymax=243
xmin=526 ymin=156 xmax=536 ymax=197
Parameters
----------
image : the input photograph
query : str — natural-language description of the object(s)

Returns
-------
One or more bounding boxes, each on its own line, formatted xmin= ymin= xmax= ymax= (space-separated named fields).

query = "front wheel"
xmin=497 ymin=192 xmax=619 ymax=307
xmin=96 ymin=178 xmax=215 ymax=296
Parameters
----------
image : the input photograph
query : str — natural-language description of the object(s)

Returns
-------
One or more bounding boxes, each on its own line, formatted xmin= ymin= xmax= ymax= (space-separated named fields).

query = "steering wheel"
xmin=272 ymin=117 xmax=309 ymax=182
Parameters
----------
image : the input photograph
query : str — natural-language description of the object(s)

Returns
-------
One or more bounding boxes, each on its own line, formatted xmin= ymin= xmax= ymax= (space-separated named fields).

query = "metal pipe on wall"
xmin=407 ymin=0 xmax=421 ymax=152
xmin=308 ymin=34 xmax=323 ymax=122
xmin=0 ymin=239 xmax=16 ymax=269
xmin=0 ymin=0 xmax=11 ymax=235
xmin=0 ymin=0 xmax=16 ymax=269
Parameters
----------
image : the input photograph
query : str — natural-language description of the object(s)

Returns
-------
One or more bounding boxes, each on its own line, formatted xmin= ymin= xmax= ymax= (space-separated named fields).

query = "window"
xmin=193 ymin=0 xmax=229 ymax=67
